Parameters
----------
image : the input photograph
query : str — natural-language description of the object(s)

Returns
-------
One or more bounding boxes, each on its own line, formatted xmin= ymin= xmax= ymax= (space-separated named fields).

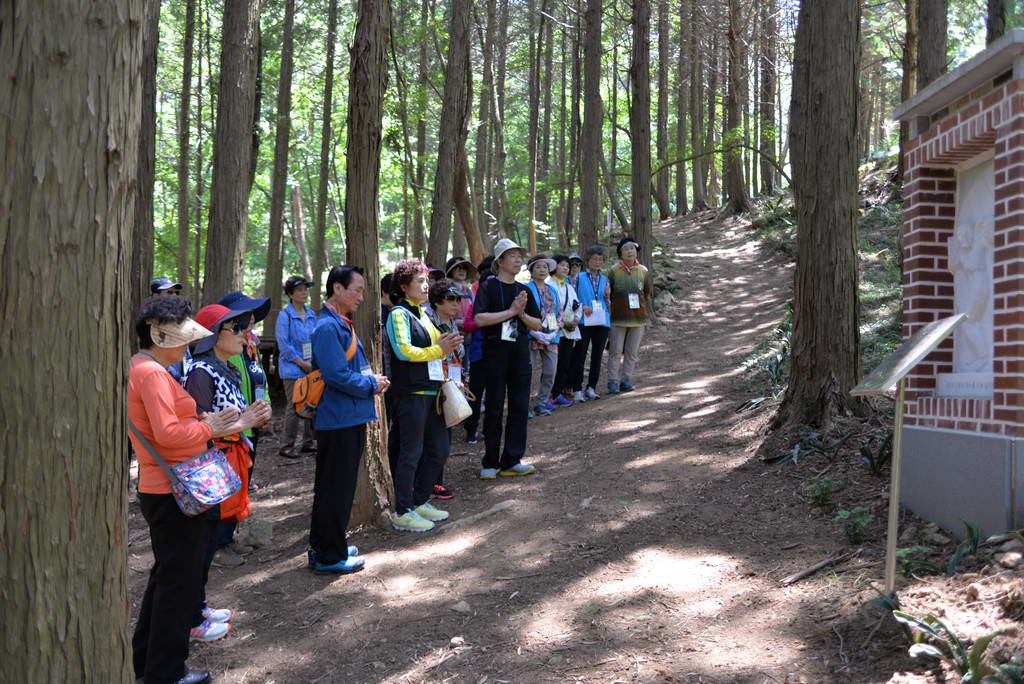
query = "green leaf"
xmin=968 ymin=632 xmax=1005 ymax=672
xmin=892 ymin=611 xmax=944 ymax=642
xmin=908 ymin=643 xmax=946 ymax=660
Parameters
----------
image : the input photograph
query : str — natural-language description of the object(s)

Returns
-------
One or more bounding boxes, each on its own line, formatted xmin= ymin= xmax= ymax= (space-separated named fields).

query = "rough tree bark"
xmin=579 ymin=0 xmax=603 ymax=250
xmin=525 ymin=0 xmax=550 ymax=255
xmin=771 ymin=0 xmax=863 ymax=431
xmin=176 ymin=0 xmax=195 ymax=290
xmin=473 ymin=0 xmax=497 ymax=249
xmin=917 ymin=0 xmax=948 ymax=90
xmin=988 ymin=0 xmax=1006 ymax=44
xmin=675 ymin=0 xmax=689 ymax=215
xmin=133 ymin=0 xmax=160 ymax=321
xmin=203 ymin=0 xmax=263 ymax=303
xmin=654 ymin=0 xmax=672 ymax=219
xmin=426 ymin=0 xmax=472 ymax=267
xmin=1 ymin=0 xmax=142 ymax=678
xmin=897 ymin=0 xmax=919 ymax=184
xmin=630 ymin=0 xmax=654 ymax=266
xmin=492 ymin=0 xmax=511 ymax=238
xmin=723 ymin=0 xmax=752 ymax=214
xmin=689 ymin=0 xmax=707 ymax=211
xmin=539 ymin=19 xmax=554 ymax=230
xmin=312 ymin=0 xmax=339 ymax=309
xmin=265 ymin=0 xmax=297 ymax=309
xmin=290 ymin=185 xmax=313 ymax=279
xmin=412 ymin=0 xmax=429 ymax=259
xmin=758 ymin=0 xmax=777 ymax=195
xmin=345 ymin=0 xmax=395 ymax=525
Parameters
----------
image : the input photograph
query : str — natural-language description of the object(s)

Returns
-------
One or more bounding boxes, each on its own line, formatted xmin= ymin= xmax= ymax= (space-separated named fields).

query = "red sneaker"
xmin=432 ymin=484 xmax=455 ymax=500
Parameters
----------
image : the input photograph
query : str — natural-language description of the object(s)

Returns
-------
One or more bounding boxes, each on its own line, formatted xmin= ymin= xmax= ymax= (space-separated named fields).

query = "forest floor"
xmin=128 ymin=208 xmax=1023 ymax=684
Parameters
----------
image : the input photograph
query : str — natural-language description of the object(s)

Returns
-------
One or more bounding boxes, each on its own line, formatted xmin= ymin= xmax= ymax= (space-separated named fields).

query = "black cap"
xmin=284 ymin=275 xmax=315 ymax=295
xmin=150 ymin=277 xmax=183 ymax=294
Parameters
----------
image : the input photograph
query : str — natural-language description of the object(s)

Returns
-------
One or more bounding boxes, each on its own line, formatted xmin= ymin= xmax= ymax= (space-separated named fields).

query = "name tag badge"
xmin=544 ymin=313 xmax=558 ymax=331
xmin=593 ymin=300 xmax=603 ymax=313
xmin=301 ymin=342 xmax=312 ymax=360
xmin=427 ymin=358 xmax=445 ymax=381
xmin=360 ymin=365 xmax=373 ymax=376
xmin=449 ymin=365 xmax=463 ymax=386
xmin=254 ymin=387 xmax=266 ymax=402
xmin=501 ymin=319 xmax=518 ymax=342
xmin=628 ymin=293 xmax=641 ymax=310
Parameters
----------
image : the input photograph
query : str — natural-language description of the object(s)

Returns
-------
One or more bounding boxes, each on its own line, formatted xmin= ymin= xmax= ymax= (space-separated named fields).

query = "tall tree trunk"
xmin=265 ymin=0 xmax=296 ymax=309
xmin=723 ymin=0 xmax=751 ymax=215
xmin=771 ymin=0 xmax=863 ymax=430
xmin=203 ymin=0 xmax=263 ymax=303
xmin=249 ymin=25 xmax=263 ymax=193
xmin=473 ymin=0 xmax=496 ymax=249
xmin=492 ymin=0 xmax=510 ymax=239
xmin=133 ymin=0 xmax=160 ymax=323
xmin=987 ymin=0 xmax=1006 ymax=44
xmin=579 ymin=0 xmax=603 ymax=250
xmin=193 ymin=0 xmax=210 ymax=299
xmin=426 ymin=0 xmax=472 ymax=267
xmin=630 ymin=0 xmax=654 ymax=266
xmin=525 ymin=0 xmax=550 ymax=255
xmin=412 ymin=0 xmax=429 ymax=259
xmin=897 ymin=0 xmax=919 ymax=185
xmin=456 ymin=145 xmax=486 ymax=265
xmin=654 ymin=0 xmax=671 ymax=219
xmin=312 ymin=0 xmax=339 ymax=308
xmin=601 ymin=153 xmax=631 ymax=231
xmin=1 ymin=0 xmax=141 ymax=678
xmin=917 ymin=0 xmax=948 ymax=90
xmin=290 ymin=185 xmax=313 ymax=279
xmin=689 ymin=0 xmax=707 ymax=210
xmin=538 ymin=19 xmax=554 ymax=232
xmin=345 ymin=0 xmax=395 ymax=526
xmin=564 ymin=19 xmax=582 ymax=249
xmin=674 ymin=0 xmax=688 ymax=215
xmin=176 ymin=0 xmax=195 ymax=290
xmin=758 ymin=0 xmax=777 ymax=195
xmin=705 ymin=29 xmax=721 ymax=206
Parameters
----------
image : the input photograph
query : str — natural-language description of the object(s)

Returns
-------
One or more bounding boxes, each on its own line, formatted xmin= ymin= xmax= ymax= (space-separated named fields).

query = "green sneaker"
xmin=498 ymin=463 xmax=537 ymax=477
xmin=414 ymin=502 xmax=450 ymax=521
xmin=392 ymin=510 xmax=435 ymax=532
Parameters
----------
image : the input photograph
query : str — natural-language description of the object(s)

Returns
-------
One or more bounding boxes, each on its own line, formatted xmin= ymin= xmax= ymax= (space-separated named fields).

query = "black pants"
xmin=194 ymin=519 xmax=236 ymax=626
xmin=569 ymin=324 xmax=610 ymax=392
xmin=392 ymin=394 xmax=450 ymax=514
xmin=247 ymin=431 xmax=260 ymax=482
xmin=481 ymin=340 xmax=532 ymax=470
xmin=551 ymin=338 xmax=577 ymax=398
xmin=133 ymin=494 xmax=217 ymax=683
xmin=464 ymin=359 xmax=488 ymax=435
xmin=309 ymin=424 xmax=366 ymax=565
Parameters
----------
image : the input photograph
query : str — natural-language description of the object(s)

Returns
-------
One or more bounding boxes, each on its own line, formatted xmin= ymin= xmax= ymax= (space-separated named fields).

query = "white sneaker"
xmin=574 ymin=390 xmax=587 ymax=403
xmin=201 ymin=606 xmax=234 ymax=623
xmin=414 ymin=502 xmax=450 ymax=521
xmin=585 ymin=387 xmax=600 ymax=400
xmin=190 ymin=619 xmax=231 ymax=642
xmin=480 ymin=468 xmax=498 ymax=480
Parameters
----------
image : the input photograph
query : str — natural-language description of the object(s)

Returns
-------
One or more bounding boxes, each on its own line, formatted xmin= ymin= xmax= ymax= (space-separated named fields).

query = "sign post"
xmin=849 ymin=314 xmax=966 ymax=597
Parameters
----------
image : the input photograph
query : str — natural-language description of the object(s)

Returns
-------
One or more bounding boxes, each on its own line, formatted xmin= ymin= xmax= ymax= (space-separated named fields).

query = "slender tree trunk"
xmin=290 ymin=185 xmax=313 ymax=279
xmin=654 ymin=0 xmax=671 ymax=219
xmin=759 ymin=0 xmax=777 ymax=195
xmin=492 ymin=0 xmax=510 ymax=238
xmin=133 ymin=0 xmax=159 ymax=323
xmin=579 ymin=0 xmax=603 ymax=250
xmin=771 ymin=0 xmax=863 ymax=430
xmin=412 ymin=0 xmax=429 ymax=259
xmin=705 ymin=29 xmax=721 ymax=206
xmin=176 ymin=0 xmax=195 ymax=289
xmin=564 ymin=19 xmax=582 ymax=249
xmin=525 ymin=0 xmax=550 ymax=255
xmin=897 ymin=0 xmax=919 ymax=185
xmin=987 ymin=0 xmax=1006 ymax=44
xmin=539 ymin=19 xmax=554 ymax=232
xmin=723 ymin=0 xmax=751 ymax=214
xmin=601 ymin=153 xmax=631 ymax=231
xmin=204 ymin=0 xmax=263 ymax=303
xmin=312 ymin=0 xmax=339 ymax=308
xmin=456 ymin=145 xmax=486 ymax=265
xmin=1 ymin=1 xmax=142 ymax=678
xmin=917 ymin=0 xmax=948 ymax=90
xmin=630 ymin=0 xmax=654 ymax=266
xmin=674 ymin=0 xmax=689 ymax=215
xmin=426 ymin=0 xmax=472 ymax=267
xmin=473 ymin=0 xmax=496 ymax=249
xmin=265 ymin=0 xmax=296 ymax=309
xmin=345 ymin=0 xmax=395 ymax=526
xmin=689 ymin=0 xmax=707 ymax=210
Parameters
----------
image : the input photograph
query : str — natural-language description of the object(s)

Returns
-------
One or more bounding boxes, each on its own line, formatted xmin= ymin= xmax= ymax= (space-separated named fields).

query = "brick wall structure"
xmin=902 ymin=76 xmax=1024 ymax=436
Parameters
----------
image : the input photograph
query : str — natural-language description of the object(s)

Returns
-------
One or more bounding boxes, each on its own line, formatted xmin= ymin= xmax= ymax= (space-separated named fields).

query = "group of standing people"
xmin=125 ymin=235 xmax=651 ymax=684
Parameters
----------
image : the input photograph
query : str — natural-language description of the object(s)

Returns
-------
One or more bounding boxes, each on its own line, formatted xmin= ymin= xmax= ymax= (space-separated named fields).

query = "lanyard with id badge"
xmin=498 ymin=282 xmax=519 ymax=342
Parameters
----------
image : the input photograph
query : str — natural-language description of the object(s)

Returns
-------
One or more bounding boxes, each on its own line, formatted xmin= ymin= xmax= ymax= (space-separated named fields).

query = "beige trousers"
xmin=607 ymin=325 xmax=646 ymax=385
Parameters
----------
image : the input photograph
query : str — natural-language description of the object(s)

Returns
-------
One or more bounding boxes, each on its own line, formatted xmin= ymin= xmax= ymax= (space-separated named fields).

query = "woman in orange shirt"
xmin=128 ymin=296 xmax=267 ymax=684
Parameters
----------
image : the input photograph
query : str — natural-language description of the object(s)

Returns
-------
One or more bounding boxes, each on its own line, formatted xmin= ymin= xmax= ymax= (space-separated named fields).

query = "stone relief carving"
xmin=948 ymin=218 xmax=994 ymax=373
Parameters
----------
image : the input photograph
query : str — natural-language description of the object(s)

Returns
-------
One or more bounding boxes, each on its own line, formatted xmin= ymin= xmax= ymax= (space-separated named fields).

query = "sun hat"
xmin=445 ymin=256 xmax=478 ymax=280
xmin=527 ymin=255 xmax=557 ymax=274
xmin=149 ymin=318 xmax=211 ymax=349
xmin=218 ymin=290 xmax=271 ymax=323
xmin=493 ymin=238 xmax=526 ymax=262
xmin=283 ymin=275 xmax=315 ymax=295
xmin=150 ymin=277 xmax=183 ymax=294
xmin=193 ymin=304 xmax=248 ymax=355
xmin=616 ymin=237 xmax=640 ymax=256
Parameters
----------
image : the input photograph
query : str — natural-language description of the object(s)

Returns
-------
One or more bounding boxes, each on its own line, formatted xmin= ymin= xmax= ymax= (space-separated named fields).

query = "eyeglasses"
xmin=223 ymin=317 xmax=251 ymax=335
xmin=442 ymin=295 xmax=461 ymax=303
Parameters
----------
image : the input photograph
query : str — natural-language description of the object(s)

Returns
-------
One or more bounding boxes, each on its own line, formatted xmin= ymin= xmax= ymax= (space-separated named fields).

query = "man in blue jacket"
xmin=308 ymin=265 xmax=390 ymax=575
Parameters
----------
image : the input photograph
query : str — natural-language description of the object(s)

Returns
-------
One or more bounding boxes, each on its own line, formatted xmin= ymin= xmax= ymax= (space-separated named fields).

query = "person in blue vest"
xmin=385 ymin=259 xmax=462 ymax=532
xmin=307 ymin=265 xmax=390 ymax=575
xmin=275 ymin=275 xmax=318 ymax=459
xmin=569 ymin=245 xmax=612 ymax=402
xmin=524 ymin=255 xmax=561 ymax=417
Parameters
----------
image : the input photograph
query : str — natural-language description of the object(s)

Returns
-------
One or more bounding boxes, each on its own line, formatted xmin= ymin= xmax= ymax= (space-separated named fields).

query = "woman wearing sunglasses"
xmin=183 ymin=305 xmax=271 ymax=633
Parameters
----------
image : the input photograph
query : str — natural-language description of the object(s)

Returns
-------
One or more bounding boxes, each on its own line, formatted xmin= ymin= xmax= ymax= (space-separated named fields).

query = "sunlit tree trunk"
xmin=265 ymin=0 xmax=296 ymax=308
xmin=133 ymin=0 xmax=159 ymax=322
xmin=630 ymin=0 xmax=654 ymax=265
xmin=674 ymin=0 xmax=689 ymax=215
xmin=176 ymin=0 xmax=195 ymax=291
xmin=654 ymin=0 xmax=672 ymax=219
xmin=759 ymin=0 xmax=777 ymax=195
xmin=312 ymin=0 xmax=339 ymax=308
xmin=723 ymin=0 xmax=751 ymax=214
xmin=689 ymin=0 xmax=707 ymax=210
xmin=1 ymin=0 xmax=142 ymax=678
xmin=579 ymin=0 xmax=602 ymax=250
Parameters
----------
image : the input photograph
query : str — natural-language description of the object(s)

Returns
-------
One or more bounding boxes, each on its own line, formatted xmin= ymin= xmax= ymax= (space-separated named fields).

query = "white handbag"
xmin=436 ymin=378 xmax=474 ymax=427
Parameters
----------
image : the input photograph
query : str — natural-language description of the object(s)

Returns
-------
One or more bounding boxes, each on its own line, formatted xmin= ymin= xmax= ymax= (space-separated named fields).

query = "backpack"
xmin=292 ymin=325 xmax=358 ymax=418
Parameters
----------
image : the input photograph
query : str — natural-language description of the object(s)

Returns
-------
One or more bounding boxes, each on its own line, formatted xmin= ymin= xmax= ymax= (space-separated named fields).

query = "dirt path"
xmin=129 ymin=214 xmax=906 ymax=683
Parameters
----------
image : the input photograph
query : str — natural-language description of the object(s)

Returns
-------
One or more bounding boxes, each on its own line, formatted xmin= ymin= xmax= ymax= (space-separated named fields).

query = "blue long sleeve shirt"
xmin=311 ymin=306 xmax=378 ymax=430
xmin=275 ymin=303 xmax=318 ymax=379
